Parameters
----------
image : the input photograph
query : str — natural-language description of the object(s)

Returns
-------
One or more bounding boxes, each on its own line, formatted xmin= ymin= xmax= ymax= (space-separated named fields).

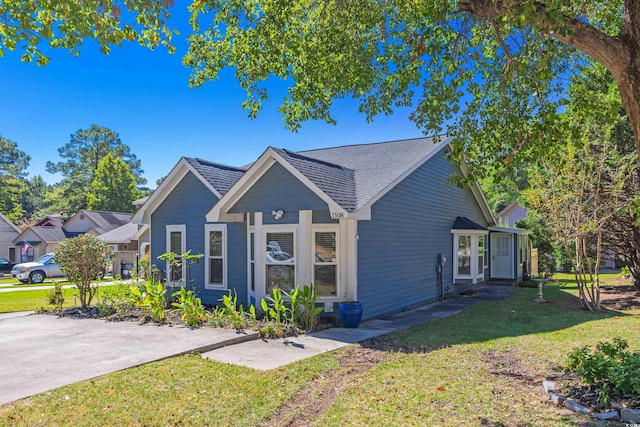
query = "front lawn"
xmin=0 ymin=279 xmax=73 ymax=288
xmin=0 ymin=288 xmax=79 ymax=313
xmin=0 ymin=273 xmax=637 ymax=426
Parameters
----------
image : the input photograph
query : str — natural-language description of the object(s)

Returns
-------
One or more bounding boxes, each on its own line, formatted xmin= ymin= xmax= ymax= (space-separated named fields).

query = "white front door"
xmin=491 ymin=233 xmax=513 ymax=279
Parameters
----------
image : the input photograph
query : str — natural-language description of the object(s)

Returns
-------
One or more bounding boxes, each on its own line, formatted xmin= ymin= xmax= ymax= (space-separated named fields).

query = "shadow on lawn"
xmin=359 ymin=283 xmax=633 ymax=355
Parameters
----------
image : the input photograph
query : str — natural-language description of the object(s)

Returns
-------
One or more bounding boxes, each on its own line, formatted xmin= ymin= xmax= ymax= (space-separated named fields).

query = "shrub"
xmin=46 ymin=281 xmax=65 ymax=311
xmin=98 ymin=282 xmax=135 ymax=317
xmin=130 ymin=276 xmax=167 ymax=323
xmin=54 ymin=234 xmax=111 ymax=307
xmin=171 ymin=288 xmax=206 ymax=327
xmin=566 ymin=337 xmax=640 ymax=406
xmin=219 ymin=290 xmax=249 ymax=329
xmin=296 ymin=284 xmax=323 ymax=331
xmin=261 ymin=288 xmax=288 ymax=324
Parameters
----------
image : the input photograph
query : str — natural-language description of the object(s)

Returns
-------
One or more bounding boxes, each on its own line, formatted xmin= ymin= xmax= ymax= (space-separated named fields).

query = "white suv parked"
xmin=10 ymin=253 xmax=65 ymax=284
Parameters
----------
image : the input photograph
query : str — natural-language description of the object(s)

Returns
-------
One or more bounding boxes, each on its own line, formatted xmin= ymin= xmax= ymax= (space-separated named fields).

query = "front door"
xmin=491 ymin=233 xmax=513 ymax=279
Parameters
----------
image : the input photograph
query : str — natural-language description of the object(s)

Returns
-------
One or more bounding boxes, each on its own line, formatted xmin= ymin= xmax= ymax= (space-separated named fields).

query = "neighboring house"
xmin=496 ymin=200 xmax=529 ymax=227
xmin=0 ymin=212 xmax=20 ymax=262
xmin=97 ymin=223 xmax=149 ymax=277
xmin=34 ymin=214 xmax=64 ymax=228
xmin=134 ymin=137 xmax=531 ymax=319
xmin=13 ymin=210 xmax=133 ymax=262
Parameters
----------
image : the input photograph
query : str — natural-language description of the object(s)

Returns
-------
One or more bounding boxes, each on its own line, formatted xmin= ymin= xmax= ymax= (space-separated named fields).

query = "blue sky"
xmin=0 ymin=8 xmax=424 ymax=188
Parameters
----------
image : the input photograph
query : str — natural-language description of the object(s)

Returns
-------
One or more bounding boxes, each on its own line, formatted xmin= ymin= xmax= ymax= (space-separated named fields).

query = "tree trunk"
xmin=458 ymin=0 xmax=640 ymax=163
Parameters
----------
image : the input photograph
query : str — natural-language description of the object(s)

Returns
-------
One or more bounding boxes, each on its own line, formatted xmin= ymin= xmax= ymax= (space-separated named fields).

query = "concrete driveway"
xmin=0 ymin=313 xmax=258 ymax=405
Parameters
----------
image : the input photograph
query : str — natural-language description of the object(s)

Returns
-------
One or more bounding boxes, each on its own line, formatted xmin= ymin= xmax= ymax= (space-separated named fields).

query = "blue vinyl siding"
xmin=357 ymin=149 xmax=489 ymax=319
xmin=150 ymin=172 xmax=248 ymax=305
xmin=229 ymin=163 xmax=329 ymax=218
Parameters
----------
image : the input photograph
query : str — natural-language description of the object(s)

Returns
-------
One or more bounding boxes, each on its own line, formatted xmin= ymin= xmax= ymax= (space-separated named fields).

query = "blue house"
xmin=133 ymin=137 xmax=530 ymax=319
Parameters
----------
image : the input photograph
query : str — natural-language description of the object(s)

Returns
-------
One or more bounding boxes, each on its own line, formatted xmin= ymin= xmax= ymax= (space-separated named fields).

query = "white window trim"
xmin=452 ymin=230 xmax=488 ymax=283
xmin=166 ymin=224 xmax=186 ymax=283
xmin=312 ymin=225 xmax=340 ymax=299
xmin=247 ymin=226 xmax=256 ymax=298
xmin=479 ymin=235 xmax=488 ymax=271
xmin=204 ymin=223 xmax=227 ymax=290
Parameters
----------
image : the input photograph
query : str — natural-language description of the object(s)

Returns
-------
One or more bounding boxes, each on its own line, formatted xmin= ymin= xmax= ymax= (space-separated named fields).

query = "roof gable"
xmin=184 ymin=158 xmax=246 ymax=196
xmin=13 ymin=226 xmax=67 ymax=244
xmin=34 ymin=215 xmax=64 ymax=227
xmin=271 ymin=148 xmax=357 ymax=211
xmin=133 ymin=157 xmax=244 ymax=224
xmin=0 ymin=212 xmax=20 ymax=233
xmin=228 ymin=161 xmax=332 ymax=214
xmin=207 ymin=147 xmax=349 ymax=222
xmin=64 ymin=210 xmax=132 ymax=235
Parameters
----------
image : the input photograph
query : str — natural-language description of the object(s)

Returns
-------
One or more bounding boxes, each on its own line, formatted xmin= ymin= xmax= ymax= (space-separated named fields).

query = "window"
xmin=166 ymin=225 xmax=186 ymax=283
xmin=266 ymin=231 xmax=295 ymax=293
xmin=205 ymin=224 xmax=226 ymax=289
xmin=483 ymin=237 xmax=489 ymax=268
xmin=249 ymin=232 xmax=255 ymax=292
xmin=452 ymin=231 xmax=488 ymax=282
xmin=457 ymin=235 xmax=471 ymax=276
xmin=21 ymin=245 xmax=34 ymax=263
xmin=314 ymin=230 xmax=338 ymax=296
xmin=478 ymin=236 xmax=485 ymax=275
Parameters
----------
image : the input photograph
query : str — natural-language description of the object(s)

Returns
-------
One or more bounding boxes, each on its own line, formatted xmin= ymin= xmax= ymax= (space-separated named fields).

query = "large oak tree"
xmin=3 ymin=1 xmax=640 ymax=178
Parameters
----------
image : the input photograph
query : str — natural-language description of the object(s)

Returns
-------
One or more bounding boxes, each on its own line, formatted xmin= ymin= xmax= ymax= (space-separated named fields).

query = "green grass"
xmin=0 ymin=288 xmax=79 ymax=313
xmin=0 ymin=273 xmax=637 ymax=426
xmin=0 ymin=280 xmax=72 ymax=288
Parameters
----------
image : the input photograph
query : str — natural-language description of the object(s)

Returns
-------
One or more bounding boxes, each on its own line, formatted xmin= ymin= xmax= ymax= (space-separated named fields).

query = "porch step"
xmin=486 ymin=279 xmax=517 ymax=287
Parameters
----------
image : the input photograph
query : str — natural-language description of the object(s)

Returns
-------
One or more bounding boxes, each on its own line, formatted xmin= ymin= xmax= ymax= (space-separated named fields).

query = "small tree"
xmin=87 ymin=153 xmax=139 ymax=213
xmin=54 ymin=234 xmax=111 ymax=308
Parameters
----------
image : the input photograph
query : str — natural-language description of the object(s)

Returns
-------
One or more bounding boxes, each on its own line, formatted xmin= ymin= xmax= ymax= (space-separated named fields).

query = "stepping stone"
xmin=564 ymin=399 xmax=591 ymax=414
xmin=621 ymin=409 xmax=640 ymax=423
xmin=594 ymin=411 xmax=619 ymax=421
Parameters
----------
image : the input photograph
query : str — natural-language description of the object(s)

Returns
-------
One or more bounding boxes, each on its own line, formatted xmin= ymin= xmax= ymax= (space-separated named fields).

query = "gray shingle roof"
xmin=31 ymin=226 xmax=67 ymax=243
xmin=185 ymin=136 xmax=449 ymax=213
xmin=96 ymin=223 xmax=143 ymax=243
xmin=184 ymin=158 xmax=246 ymax=196
xmin=271 ymin=148 xmax=357 ymax=211
xmin=81 ymin=210 xmax=133 ymax=235
xmin=297 ymin=136 xmax=449 ymax=211
xmin=451 ymin=216 xmax=487 ymax=230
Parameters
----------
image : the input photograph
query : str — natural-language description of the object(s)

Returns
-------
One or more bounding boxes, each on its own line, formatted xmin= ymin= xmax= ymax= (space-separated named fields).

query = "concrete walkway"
xmin=202 ymin=285 xmax=515 ymax=370
xmin=0 ymin=284 xmax=513 ymax=405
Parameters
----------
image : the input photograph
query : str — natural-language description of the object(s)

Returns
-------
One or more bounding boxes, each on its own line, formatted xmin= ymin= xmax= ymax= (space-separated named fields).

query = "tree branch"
xmin=458 ymin=0 xmax=627 ymax=73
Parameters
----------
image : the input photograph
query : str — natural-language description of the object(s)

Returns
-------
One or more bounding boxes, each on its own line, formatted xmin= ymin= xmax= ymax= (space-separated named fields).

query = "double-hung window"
xmin=456 ymin=235 xmax=472 ymax=277
xmin=249 ymin=231 xmax=255 ymax=293
xmin=265 ymin=230 xmax=295 ymax=293
xmin=313 ymin=230 xmax=338 ymax=296
xmin=205 ymin=224 xmax=226 ymax=289
xmin=166 ymin=225 xmax=186 ymax=283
